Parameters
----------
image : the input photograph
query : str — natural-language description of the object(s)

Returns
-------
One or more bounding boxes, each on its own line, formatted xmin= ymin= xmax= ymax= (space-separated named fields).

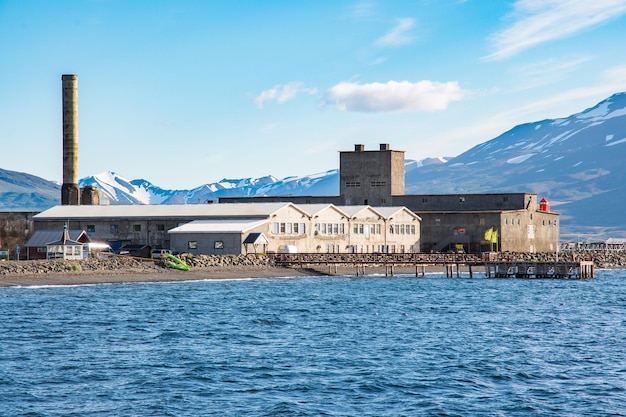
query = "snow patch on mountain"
xmin=78 ymin=157 xmax=450 ymax=205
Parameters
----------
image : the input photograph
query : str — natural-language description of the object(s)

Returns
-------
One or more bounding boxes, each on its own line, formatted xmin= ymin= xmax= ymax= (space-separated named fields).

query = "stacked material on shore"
xmin=0 ymin=254 xmax=276 ymax=276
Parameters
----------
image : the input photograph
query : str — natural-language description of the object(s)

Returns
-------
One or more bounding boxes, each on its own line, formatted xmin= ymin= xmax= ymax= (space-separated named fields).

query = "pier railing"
xmin=268 ymin=252 xmax=594 ymax=279
xmin=270 ymin=252 xmax=483 ymax=266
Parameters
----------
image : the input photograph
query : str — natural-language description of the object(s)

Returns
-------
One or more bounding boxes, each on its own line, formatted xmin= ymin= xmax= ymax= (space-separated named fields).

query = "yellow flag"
xmin=491 ymin=229 xmax=498 ymax=244
xmin=484 ymin=227 xmax=493 ymax=241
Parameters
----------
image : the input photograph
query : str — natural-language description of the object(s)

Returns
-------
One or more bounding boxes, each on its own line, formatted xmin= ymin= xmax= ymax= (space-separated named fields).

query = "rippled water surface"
xmin=1 ymin=271 xmax=625 ymax=416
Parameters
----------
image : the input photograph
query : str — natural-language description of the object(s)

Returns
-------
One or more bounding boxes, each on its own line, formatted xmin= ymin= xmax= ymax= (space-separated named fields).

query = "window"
xmin=339 ymin=224 xmax=344 ymax=234
xmin=322 ymin=224 xmax=327 ymax=234
xmin=133 ymin=224 xmax=142 ymax=232
xmin=345 ymin=181 xmax=361 ymax=188
xmin=293 ymin=223 xmax=299 ymax=233
xmin=503 ymin=196 xmax=509 ymax=202
xmin=411 ymin=225 xmax=416 ymax=235
xmin=354 ymin=224 xmax=359 ymax=234
xmin=286 ymin=223 xmax=292 ymax=234
xmin=422 ymin=198 xmax=428 ymax=203
xmin=110 ymin=224 xmax=119 ymax=233
xmin=459 ymin=197 xmax=465 ymax=203
xmin=389 ymin=225 xmax=394 ymax=234
xmin=157 ymin=224 xmax=165 ymax=231
xmin=273 ymin=222 xmax=279 ymax=234
xmin=333 ymin=224 xmax=339 ymax=235
xmin=214 ymin=241 xmax=224 ymax=249
xmin=371 ymin=181 xmax=386 ymax=186
xmin=188 ymin=241 xmax=198 ymax=249
xmin=359 ymin=224 xmax=364 ymax=234
xmin=87 ymin=224 xmax=95 ymax=232
xmin=380 ymin=198 xmax=386 ymax=204
xmin=300 ymin=223 xmax=306 ymax=234
xmin=280 ymin=223 xmax=286 ymax=233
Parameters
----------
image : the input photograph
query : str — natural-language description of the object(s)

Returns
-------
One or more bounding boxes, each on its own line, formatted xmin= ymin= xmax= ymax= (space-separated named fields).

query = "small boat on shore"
xmin=163 ymin=253 xmax=189 ymax=271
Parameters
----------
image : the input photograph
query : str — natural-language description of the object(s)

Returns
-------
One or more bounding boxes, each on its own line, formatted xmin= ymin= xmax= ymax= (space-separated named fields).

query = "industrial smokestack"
xmin=61 ymin=74 xmax=80 ymax=205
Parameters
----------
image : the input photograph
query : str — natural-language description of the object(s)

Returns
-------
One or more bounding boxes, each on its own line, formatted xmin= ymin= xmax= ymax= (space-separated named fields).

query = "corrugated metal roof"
xmin=337 ymin=205 xmax=381 ymax=218
xmin=374 ymin=206 xmax=421 ymax=220
xmin=26 ymin=230 xmax=89 ymax=247
xmin=34 ymin=203 xmax=293 ymax=220
xmin=168 ymin=219 xmax=268 ymax=234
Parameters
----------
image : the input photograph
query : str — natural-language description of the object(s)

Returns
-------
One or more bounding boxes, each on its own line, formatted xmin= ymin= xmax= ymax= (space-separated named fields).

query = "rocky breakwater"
xmin=0 ymin=254 xmax=277 ymax=276
xmin=497 ymin=251 xmax=626 ymax=268
xmin=179 ymin=253 xmax=275 ymax=269
xmin=0 ymin=257 xmax=162 ymax=276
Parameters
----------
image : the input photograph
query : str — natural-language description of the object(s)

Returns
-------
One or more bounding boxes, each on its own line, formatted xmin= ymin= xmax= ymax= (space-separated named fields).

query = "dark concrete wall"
xmin=0 ymin=212 xmax=37 ymax=258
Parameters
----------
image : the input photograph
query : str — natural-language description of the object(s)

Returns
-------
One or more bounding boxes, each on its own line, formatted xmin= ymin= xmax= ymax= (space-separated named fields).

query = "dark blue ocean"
xmin=1 ymin=270 xmax=625 ymax=417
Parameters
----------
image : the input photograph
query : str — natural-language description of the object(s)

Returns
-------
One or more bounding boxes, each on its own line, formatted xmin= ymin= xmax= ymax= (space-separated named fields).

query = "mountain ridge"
xmin=2 ymin=93 xmax=626 ymax=239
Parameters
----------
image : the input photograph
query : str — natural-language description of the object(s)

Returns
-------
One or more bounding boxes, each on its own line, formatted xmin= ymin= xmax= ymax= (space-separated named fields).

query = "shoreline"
xmin=0 ymin=265 xmax=329 ymax=288
xmin=2 ymin=252 xmax=624 ymax=288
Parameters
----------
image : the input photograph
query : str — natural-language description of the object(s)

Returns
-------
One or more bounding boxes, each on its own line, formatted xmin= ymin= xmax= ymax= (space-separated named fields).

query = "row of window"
xmin=86 ymin=224 xmax=167 ymax=233
xmin=278 ymin=222 xmax=417 ymax=236
xmin=504 ymin=219 xmax=557 ymax=226
xmin=315 ymin=223 xmax=345 ymax=235
xmin=389 ymin=224 xmax=417 ymax=235
xmin=273 ymin=222 xmax=307 ymax=235
xmin=344 ymin=181 xmax=388 ymax=188
xmin=352 ymin=223 xmax=381 ymax=235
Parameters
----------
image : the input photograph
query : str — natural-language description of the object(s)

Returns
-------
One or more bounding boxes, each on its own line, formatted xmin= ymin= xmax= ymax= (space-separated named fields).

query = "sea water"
xmin=1 ymin=270 xmax=625 ymax=416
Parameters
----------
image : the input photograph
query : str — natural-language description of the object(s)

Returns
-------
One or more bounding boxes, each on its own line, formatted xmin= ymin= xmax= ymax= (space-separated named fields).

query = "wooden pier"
xmin=484 ymin=261 xmax=594 ymax=279
xmin=269 ymin=253 xmax=594 ymax=279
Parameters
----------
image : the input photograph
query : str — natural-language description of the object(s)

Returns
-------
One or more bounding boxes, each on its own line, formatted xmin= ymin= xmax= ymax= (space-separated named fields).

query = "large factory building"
xmin=29 ymin=75 xmax=558 ymax=256
xmin=221 ymin=144 xmax=560 ymax=253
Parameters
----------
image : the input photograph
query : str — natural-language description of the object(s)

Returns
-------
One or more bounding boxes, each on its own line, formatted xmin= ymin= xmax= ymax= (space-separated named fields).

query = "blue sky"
xmin=1 ymin=0 xmax=626 ymax=189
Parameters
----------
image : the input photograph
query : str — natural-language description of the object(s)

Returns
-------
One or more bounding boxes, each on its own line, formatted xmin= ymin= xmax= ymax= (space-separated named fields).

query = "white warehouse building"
xmin=33 ymin=202 xmax=421 ymax=256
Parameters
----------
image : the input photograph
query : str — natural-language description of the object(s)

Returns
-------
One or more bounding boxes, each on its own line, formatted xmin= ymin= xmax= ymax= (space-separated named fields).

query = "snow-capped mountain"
xmin=2 ymin=93 xmax=626 ymax=238
xmin=405 ymin=92 xmax=626 ymax=237
xmin=79 ymin=170 xmax=340 ymax=205
xmin=78 ymin=157 xmax=446 ymax=205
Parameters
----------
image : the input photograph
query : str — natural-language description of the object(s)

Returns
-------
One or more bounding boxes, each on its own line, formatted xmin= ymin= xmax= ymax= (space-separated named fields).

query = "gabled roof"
xmin=34 ymin=202 xmax=295 ymax=220
xmin=168 ymin=219 xmax=268 ymax=234
xmin=337 ymin=205 xmax=385 ymax=220
xmin=243 ymin=232 xmax=269 ymax=245
xmin=45 ymin=227 xmax=84 ymax=246
xmin=374 ymin=206 xmax=422 ymax=221
xmin=26 ymin=230 xmax=90 ymax=247
xmin=298 ymin=203 xmax=349 ymax=218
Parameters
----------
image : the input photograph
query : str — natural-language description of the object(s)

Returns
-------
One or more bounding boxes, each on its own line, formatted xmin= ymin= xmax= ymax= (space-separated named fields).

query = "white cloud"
xmin=254 ymin=82 xmax=318 ymax=108
xmin=374 ymin=18 xmax=415 ymax=47
xmin=347 ymin=1 xmax=377 ymax=18
xmin=509 ymin=56 xmax=590 ymax=90
xmin=485 ymin=0 xmax=626 ymax=60
xmin=325 ymin=80 xmax=467 ymax=112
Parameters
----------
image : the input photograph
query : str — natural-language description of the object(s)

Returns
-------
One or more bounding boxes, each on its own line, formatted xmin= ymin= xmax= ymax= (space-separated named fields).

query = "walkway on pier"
xmin=271 ymin=253 xmax=482 ymax=277
xmin=270 ymin=253 xmax=594 ymax=279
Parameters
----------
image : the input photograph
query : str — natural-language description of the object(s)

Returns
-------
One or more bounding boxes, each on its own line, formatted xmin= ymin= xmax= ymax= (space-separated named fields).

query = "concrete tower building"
xmin=339 ymin=143 xmax=405 ymax=206
xmin=61 ymin=74 xmax=80 ymax=205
